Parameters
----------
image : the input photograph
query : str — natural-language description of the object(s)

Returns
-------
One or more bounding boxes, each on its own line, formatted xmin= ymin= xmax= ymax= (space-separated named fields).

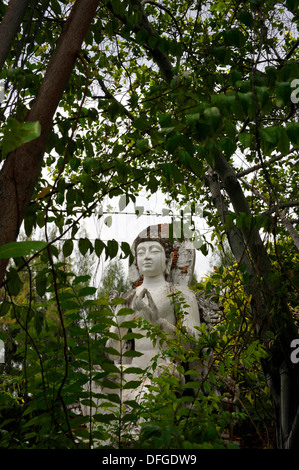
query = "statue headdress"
xmin=129 ymin=223 xmax=195 ymax=288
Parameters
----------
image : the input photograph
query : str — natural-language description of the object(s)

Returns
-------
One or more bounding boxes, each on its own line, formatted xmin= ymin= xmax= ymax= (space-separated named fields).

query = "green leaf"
xmin=123 ymin=332 xmax=144 ymax=340
xmin=265 ymin=66 xmax=277 ymax=86
xmin=223 ymin=28 xmax=246 ymax=47
xmin=211 ymin=93 xmax=236 ymax=108
xmin=123 ymin=366 xmax=145 ymax=375
xmin=95 ymin=238 xmax=106 ymax=258
xmin=189 ymin=156 xmax=203 ymax=177
xmin=34 ymin=309 xmax=44 ymax=335
xmin=213 ymin=46 xmax=228 ymax=64
xmin=136 ymin=138 xmax=149 ymax=153
xmin=111 ymin=297 xmax=127 ymax=306
xmin=118 ymin=194 xmax=129 ymax=212
xmin=238 ymin=92 xmax=255 ymax=116
xmin=106 ymin=239 xmax=118 ymax=260
xmin=6 ymin=268 xmax=22 ymax=296
xmin=100 ymin=379 xmax=121 ymax=389
xmin=73 ymin=274 xmax=91 ymax=285
xmin=121 ymin=241 xmax=132 ymax=260
xmin=204 ymin=107 xmax=221 ymax=128
xmin=259 ymin=126 xmax=280 ymax=145
xmin=106 ymin=393 xmax=121 ymax=404
xmin=219 ymin=137 xmax=236 ymax=157
xmin=164 ymin=131 xmax=181 ymax=154
xmin=0 ymin=300 xmax=11 ymax=317
xmin=2 ymin=118 xmax=41 ymax=157
xmin=276 ymin=82 xmax=291 ymax=106
xmin=117 ymin=307 xmax=134 ymax=316
xmin=277 ymin=128 xmax=290 ymax=155
xmin=93 ymin=413 xmax=117 ymax=423
xmin=0 ymin=241 xmax=47 ymax=259
xmin=78 ymin=237 xmax=92 ymax=256
xmin=255 ymin=86 xmax=270 ymax=108
xmin=238 ymin=132 xmax=251 ymax=148
xmin=51 ymin=0 xmax=61 ymax=15
xmin=132 ymin=115 xmax=151 ymax=130
xmin=103 ymin=346 xmax=120 ymax=357
xmin=286 ymin=122 xmax=299 ymax=146
xmin=123 ymin=380 xmax=142 ymax=389
xmin=123 ymin=350 xmax=143 ymax=358
xmin=161 ymin=126 xmax=175 ymax=136
xmin=120 ymin=320 xmax=137 ymax=329
xmin=237 ymin=10 xmax=254 ymax=28
xmin=35 ymin=270 xmax=47 ymax=297
xmin=230 ymin=70 xmax=242 ymax=86
xmin=104 ymin=216 xmax=112 ymax=227
xmin=186 ymin=113 xmax=200 ymax=126
xmin=63 ymin=239 xmax=73 ymax=258
xmin=78 ymin=286 xmax=97 ymax=297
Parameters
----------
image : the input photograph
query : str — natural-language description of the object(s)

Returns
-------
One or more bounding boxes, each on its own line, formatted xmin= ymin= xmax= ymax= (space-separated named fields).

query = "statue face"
xmin=136 ymin=241 xmax=167 ymax=278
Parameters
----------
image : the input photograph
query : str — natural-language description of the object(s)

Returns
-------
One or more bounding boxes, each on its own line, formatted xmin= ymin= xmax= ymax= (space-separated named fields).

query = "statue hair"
xmin=134 ymin=237 xmax=174 ymax=259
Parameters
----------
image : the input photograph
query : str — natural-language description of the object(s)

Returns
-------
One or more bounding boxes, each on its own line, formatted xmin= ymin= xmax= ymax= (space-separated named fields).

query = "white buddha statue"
xmin=80 ymin=225 xmax=219 ymax=445
xmin=105 ymin=226 xmax=201 ymax=402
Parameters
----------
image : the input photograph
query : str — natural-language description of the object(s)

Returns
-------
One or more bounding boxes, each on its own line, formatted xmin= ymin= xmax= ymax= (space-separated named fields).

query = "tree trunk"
xmin=211 ymin=155 xmax=299 ymax=449
xmin=0 ymin=0 xmax=31 ymax=73
xmin=0 ymin=0 xmax=100 ymax=285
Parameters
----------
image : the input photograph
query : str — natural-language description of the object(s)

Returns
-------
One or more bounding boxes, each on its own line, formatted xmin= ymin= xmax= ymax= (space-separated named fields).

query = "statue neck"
xmin=142 ymin=274 xmax=167 ymax=289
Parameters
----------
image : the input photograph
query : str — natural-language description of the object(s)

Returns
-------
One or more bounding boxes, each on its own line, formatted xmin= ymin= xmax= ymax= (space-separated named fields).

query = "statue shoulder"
xmin=172 ymin=284 xmax=197 ymax=298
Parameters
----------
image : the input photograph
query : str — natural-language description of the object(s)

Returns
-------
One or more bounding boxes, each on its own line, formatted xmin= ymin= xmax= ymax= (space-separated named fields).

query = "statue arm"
xmin=133 ymin=287 xmax=200 ymax=340
xmin=180 ymin=289 xmax=201 ymax=338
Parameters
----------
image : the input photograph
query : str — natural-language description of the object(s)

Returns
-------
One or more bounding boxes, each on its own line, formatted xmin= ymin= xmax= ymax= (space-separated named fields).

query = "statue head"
xmin=135 ymin=238 xmax=174 ymax=278
xmin=129 ymin=224 xmax=195 ymax=287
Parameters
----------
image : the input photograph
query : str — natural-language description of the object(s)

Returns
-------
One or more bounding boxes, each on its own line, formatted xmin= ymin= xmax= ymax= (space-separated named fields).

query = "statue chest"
xmin=136 ymin=284 xmax=176 ymax=324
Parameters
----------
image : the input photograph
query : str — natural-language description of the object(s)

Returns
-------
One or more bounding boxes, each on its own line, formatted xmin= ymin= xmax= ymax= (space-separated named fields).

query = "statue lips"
xmin=142 ymin=259 xmax=152 ymax=267
xmin=143 ymin=264 xmax=153 ymax=271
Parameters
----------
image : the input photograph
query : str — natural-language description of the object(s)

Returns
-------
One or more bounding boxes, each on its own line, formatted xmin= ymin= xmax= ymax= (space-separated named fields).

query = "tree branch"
xmin=214 ymin=152 xmax=273 ymax=277
xmin=279 ymin=209 xmax=299 ymax=251
xmin=141 ymin=0 xmax=186 ymax=48
xmin=107 ymin=0 xmax=174 ymax=84
xmin=97 ymin=77 xmax=134 ymax=121
xmin=280 ymin=38 xmax=299 ymax=67
xmin=261 ymin=200 xmax=299 ymax=216
xmin=236 ymin=153 xmax=293 ymax=178
xmin=206 ymin=170 xmax=254 ymax=278
xmin=0 ymin=0 xmax=31 ymax=72
xmin=239 ymin=177 xmax=299 ymax=250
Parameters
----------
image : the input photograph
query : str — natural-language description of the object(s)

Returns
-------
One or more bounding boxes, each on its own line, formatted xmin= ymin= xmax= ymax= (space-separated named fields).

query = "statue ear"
xmin=165 ymin=252 xmax=174 ymax=276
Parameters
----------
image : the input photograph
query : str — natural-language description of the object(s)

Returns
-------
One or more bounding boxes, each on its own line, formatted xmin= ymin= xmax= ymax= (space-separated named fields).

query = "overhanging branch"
xmin=96 ymin=77 xmax=134 ymax=121
xmin=261 ymin=200 xmax=299 ymax=216
xmin=236 ymin=152 xmax=297 ymax=178
xmin=107 ymin=0 xmax=174 ymax=84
